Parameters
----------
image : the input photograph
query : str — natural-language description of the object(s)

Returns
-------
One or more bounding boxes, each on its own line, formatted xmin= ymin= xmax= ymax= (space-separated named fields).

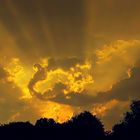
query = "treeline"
xmin=0 ymin=100 xmax=140 ymax=140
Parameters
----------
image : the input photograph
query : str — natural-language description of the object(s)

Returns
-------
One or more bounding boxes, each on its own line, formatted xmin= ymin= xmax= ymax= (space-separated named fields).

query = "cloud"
xmin=0 ymin=65 xmax=40 ymax=123
xmin=27 ymin=40 xmax=140 ymax=107
xmin=0 ymin=0 xmax=140 ymax=129
xmin=0 ymin=40 xmax=140 ymax=129
xmin=31 ymin=40 xmax=140 ymax=129
xmin=91 ymin=40 xmax=140 ymax=94
xmin=47 ymin=57 xmax=85 ymax=70
xmin=101 ymin=65 xmax=140 ymax=102
xmin=28 ymin=62 xmax=93 ymax=102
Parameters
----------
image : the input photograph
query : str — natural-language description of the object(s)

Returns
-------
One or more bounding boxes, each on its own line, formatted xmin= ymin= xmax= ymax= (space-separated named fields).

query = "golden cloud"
xmin=0 ymin=39 xmax=140 ymax=129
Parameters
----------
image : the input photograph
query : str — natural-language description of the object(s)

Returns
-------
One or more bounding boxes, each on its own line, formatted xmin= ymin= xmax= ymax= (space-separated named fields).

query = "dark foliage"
xmin=0 ymin=100 xmax=140 ymax=140
xmin=0 ymin=111 xmax=105 ymax=140
xmin=111 ymin=100 xmax=140 ymax=140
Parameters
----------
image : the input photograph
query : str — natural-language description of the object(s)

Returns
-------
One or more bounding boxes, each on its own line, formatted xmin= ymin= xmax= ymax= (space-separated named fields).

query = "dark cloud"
xmin=92 ymin=66 xmax=140 ymax=103
xmin=28 ymin=64 xmax=46 ymax=99
xmin=43 ymin=65 xmax=140 ymax=107
xmin=107 ymin=66 xmax=140 ymax=101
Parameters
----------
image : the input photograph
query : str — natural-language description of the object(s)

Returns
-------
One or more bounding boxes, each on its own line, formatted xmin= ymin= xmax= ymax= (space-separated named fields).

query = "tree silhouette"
xmin=35 ymin=118 xmax=56 ymax=129
xmin=35 ymin=118 xmax=59 ymax=140
xmin=112 ymin=100 xmax=140 ymax=140
xmin=0 ymin=122 xmax=34 ymax=140
xmin=63 ymin=111 xmax=105 ymax=140
xmin=0 ymin=101 xmax=140 ymax=140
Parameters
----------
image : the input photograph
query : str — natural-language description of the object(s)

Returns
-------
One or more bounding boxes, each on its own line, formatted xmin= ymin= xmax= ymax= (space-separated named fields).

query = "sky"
xmin=0 ymin=0 xmax=140 ymax=129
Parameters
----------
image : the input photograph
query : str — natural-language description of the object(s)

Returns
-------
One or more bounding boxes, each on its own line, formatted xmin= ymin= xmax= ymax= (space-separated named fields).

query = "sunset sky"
xmin=0 ymin=0 xmax=140 ymax=129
